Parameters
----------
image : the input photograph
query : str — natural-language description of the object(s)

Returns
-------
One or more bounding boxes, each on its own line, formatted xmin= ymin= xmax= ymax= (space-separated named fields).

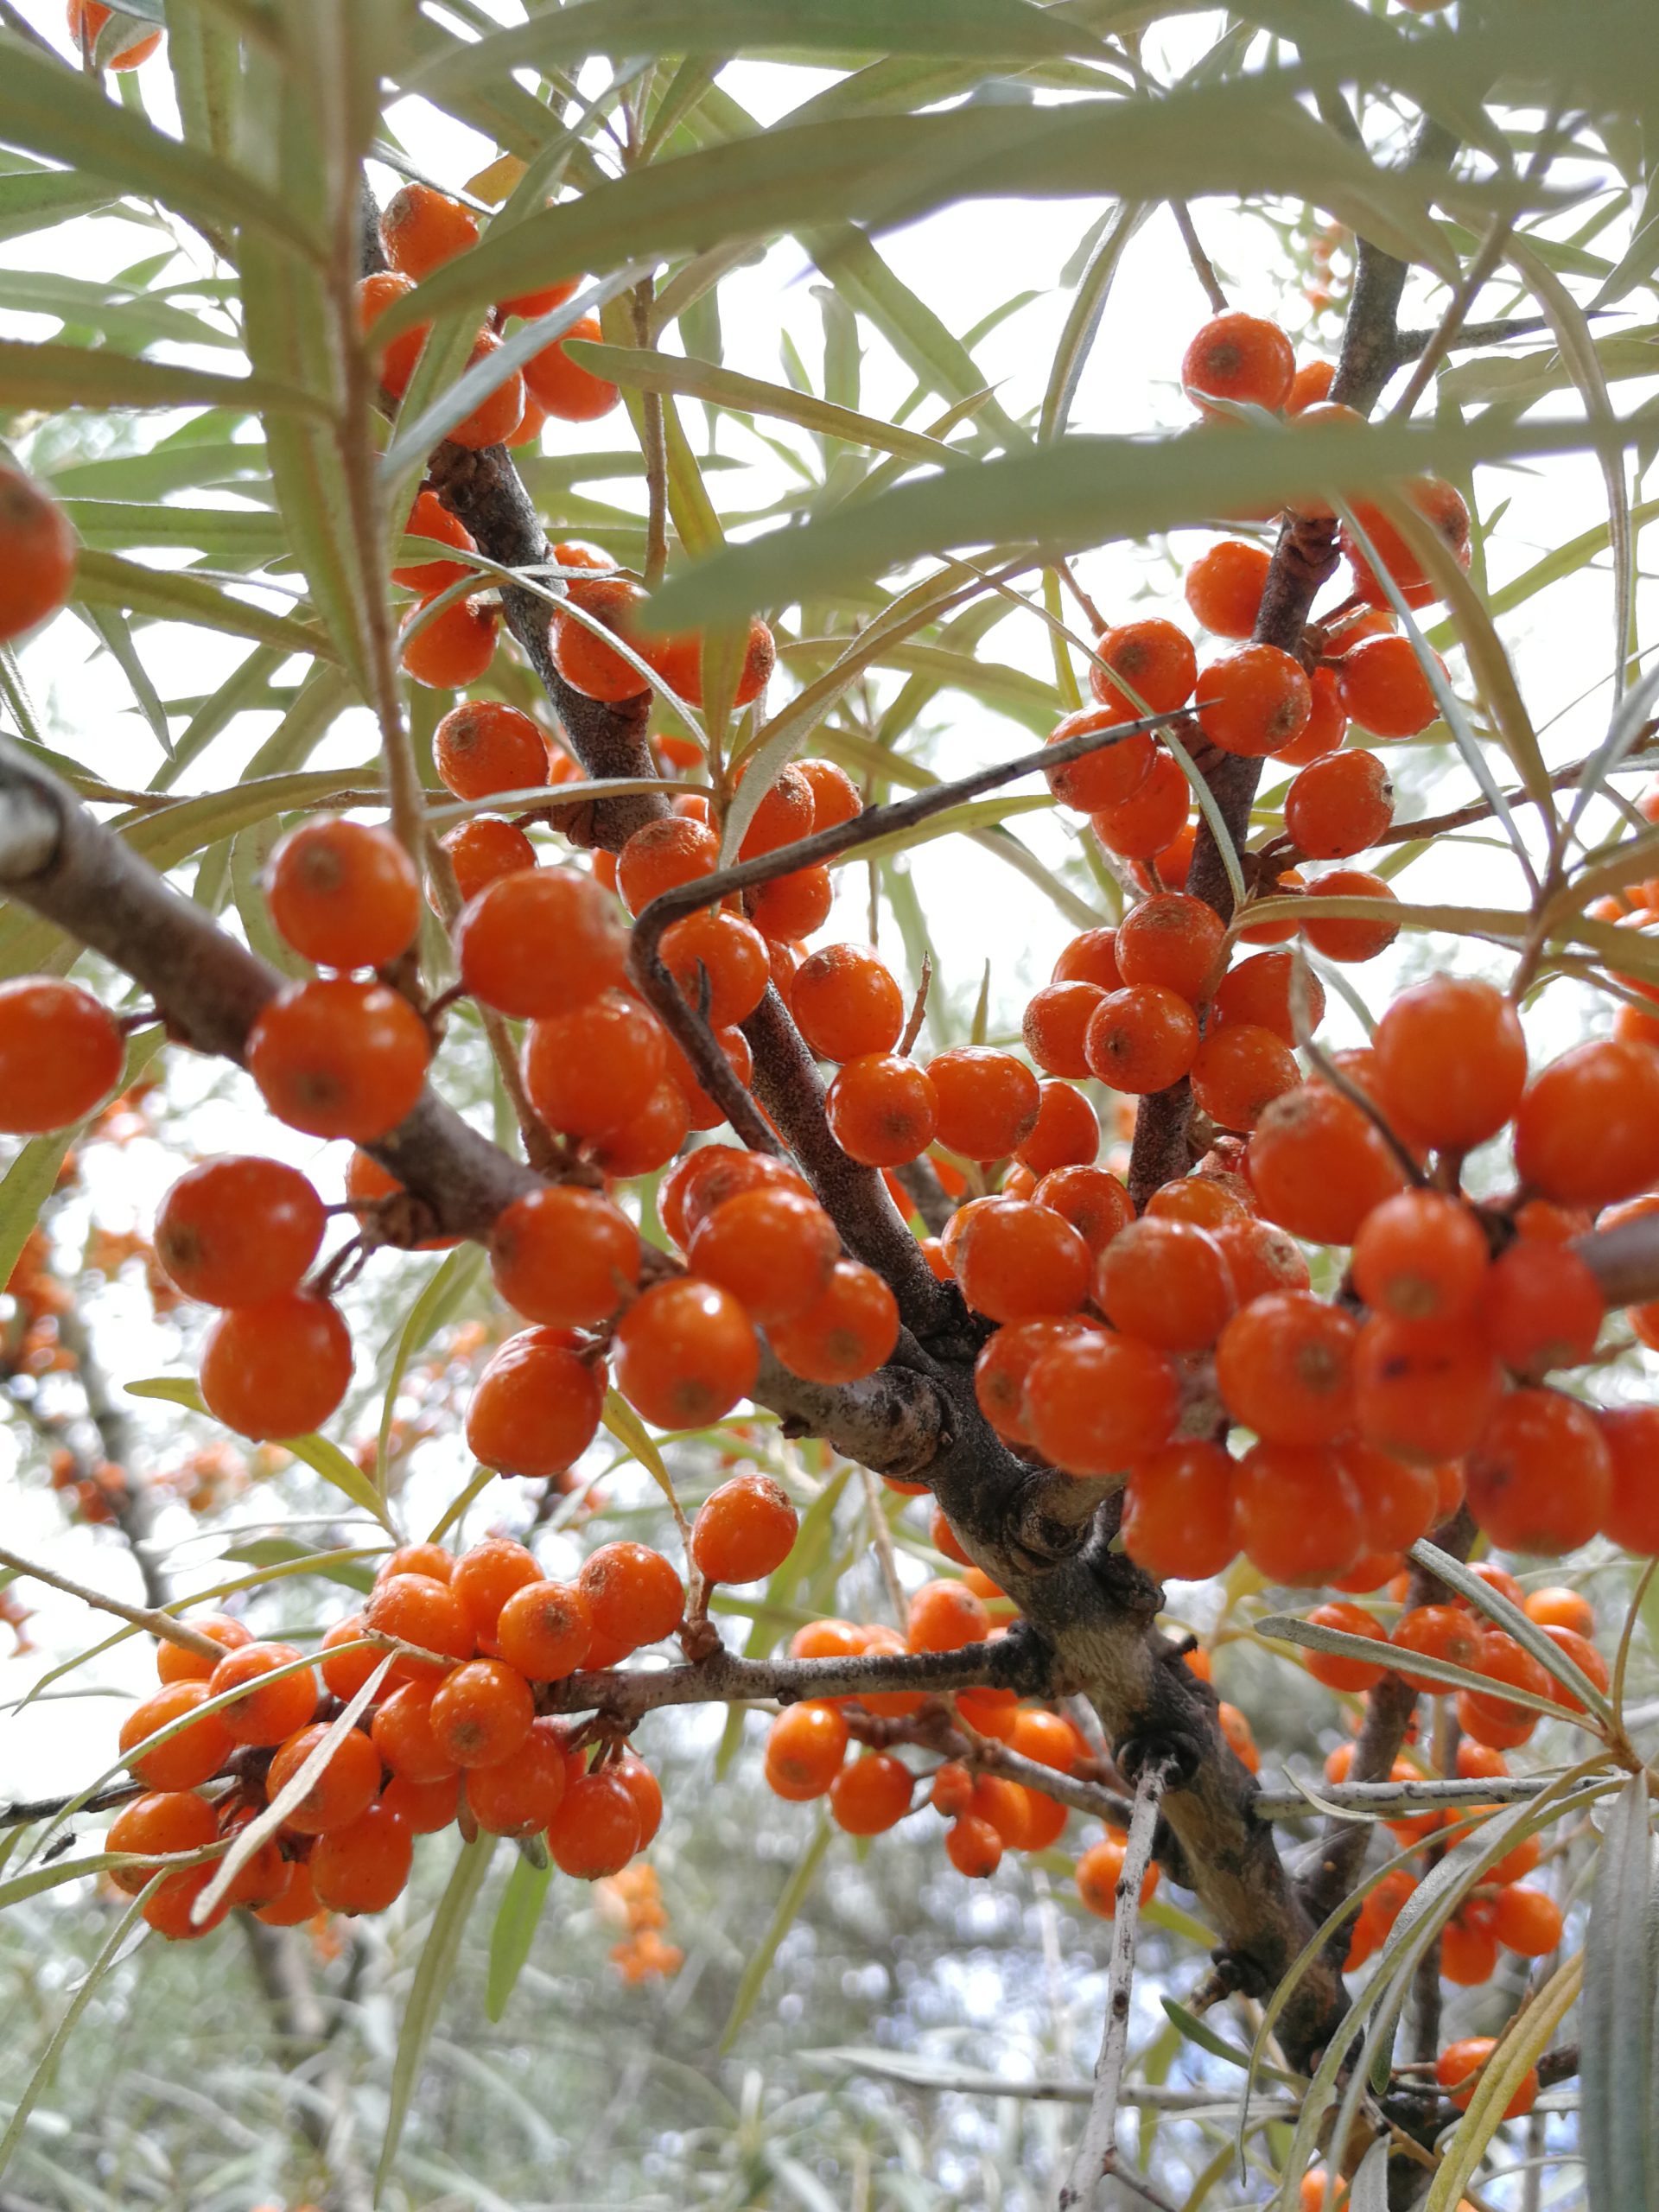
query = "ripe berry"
xmin=1351 ymin=1190 xmax=1489 ymax=1323
xmin=106 ymin=1790 xmax=218 ymax=1892
xmin=1303 ymin=1600 xmax=1389 ymax=1691
xmin=156 ymin=1615 xmax=251 ymax=1686
xmin=1052 ymin=927 xmax=1122 ymax=989
xmin=1014 ymin=1081 xmax=1099 ymax=1175
xmin=524 ymin=312 xmax=620 ymax=422
xmin=645 ymin=615 xmax=776 ymax=710
xmin=1464 ymin=1388 xmax=1611 ymax=1555
xmin=467 ymin=1716 xmax=574 ymax=1836
xmin=119 ymin=1682 xmax=234 ymax=1791
xmin=1337 ymin=635 xmax=1443 ymax=738
xmin=687 ymin=1187 xmax=839 ymax=1326
xmin=1246 ymin=1083 xmax=1408 ymax=1243
xmin=401 ymin=594 xmax=498 ymax=689
xmin=1088 ymin=620 xmax=1197 ymax=717
xmin=591 ymin=1081 xmax=691 ymax=1179
xmin=1440 ymin=1903 xmax=1500 ymax=1986
xmin=1300 ymin=868 xmax=1400 ymax=963
xmin=434 ymin=700 xmax=550 ymax=803
xmin=265 ymin=1722 xmax=381 ymax=1834
xmin=521 ymin=992 xmax=667 ymax=1138
xmin=1343 ymin=479 xmax=1471 ymax=609
xmin=766 ymin=1700 xmax=849 ymax=1799
xmin=746 ymin=864 xmax=834 ymax=942
xmin=1189 ymin=1023 xmax=1300 ymax=1130
xmin=364 ymin=1572 xmax=474 ymax=1684
xmin=923 ymin=1047 xmax=1040 ymax=1159
xmin=1023 ymin=1330 xmax=1179 ymax=1476
xmin=1284 ymin=750 xmax=1394 ymax=859
xmin=553 ymin=576 xmax=651 ymax=701
xmin=1182 ymin=312 xmax=1295 ymax=413
xmin=1090 ymin=747 xmax=1189 ymax=858
xmin=1459 ymin=1631 xmax=1554 ymax=1751
xmin=1389 ymin=1603 xmax=1482 ymax=1694
xmin=660 ymin=909 xmax=770 ymax=1028
xmin=68 ymin=0 xmax=163 ymax=67
xmin=447 ymin=331 xmax=525 ymax=450
xmin=1371 ymin=975 xmax=1527 ymax=1154
xmin=1232 ymin=1441 xmax=1362 ymax=1583
xmin=1096 ymin=1217 xmax=1236 ymax=1351
xmin=1275 ymin=665 xmax=1348 ymax=766
xmin=441 ymin=815 xmax=536 ymax=903
xmin=0 ymin=464 xmax=75 ymax=656
xmin=359 ymin=271 xmax=428 ymax=401
xmin=617 ymin=816 xmax=719 ymax=916
xmin=393 ymin=490 xmax=475 ymax=593
xmin=199 ymin=1294 xmax=353 ymax=1440
xmin=209 ymin=1641 xmax=318 ymax=1747
xmin=1084 ymin=985 xmax=1199 ymax=1093
xmin=0 ymin=978 xmax=123 ymax=1134
xmin=691 ymin=1471 xmax=798 ymax=1585
xmin=380 ymin=183 xmax=479 ymax=279
xmin=310 ymin=1800 xmax=415 ymax=1915
xmin=613 ymin=1277 xmax=760 ymax=1428
xmin=1513 ymin=1039 xmax=1659 ymax=1206
xmin=1121 ymin=1440 xmax=1236 ymax=1579
xmin=955 ymin=1198 xmax=1091 ymax=1323
xmin=830 ymin=1752 xmax=913 ymax=1835
xmin=791 ymin=944 xmax=904 ymax=1062
xmin=455 ymin=867 xmax=626 ymax=1020
xmin=246 ymin=977 xmax=429 ymax=1141
xmin=768 ymin=1259 xmax=899 ymax=1384
xmin=1480 ymin=1238 xmax=1602 ymax=1378
xmin=1023 ymin=982 xmax=1105 ymax=1078
xmin=494 ymin=1579 xmax=594 ymax=1680
xmin=1116 ymin=892 xmax=1226 ymax=1001
xmin=1602 ymin=1406 xmax=1659 ymax=1551
xmin=428 ymin=1657 xmax=535 ymax=1769
xmin=1032 ymin=1165 xmax=1134 ymax=1255
xmin=1196 ymin=644 xmax=1313 ymax=757
xmin=1491 ymin=1885 xmax=1564 ymax=1957
xmin=975 ymin=1317 xmax=1093 ymax=1443
xmin=1076 ymin=1832 xmax=1160 ymax=1917
xmin=155 ymin=1157 xmax=325 ymax=1307
xmin=1354 ymin=1314 xmax=1500 ymax=1464
xmin=946 ymin=1813 xmax=1003 ymax=1878
xmin=465 ymin=1325 xmax=606 ymax=1478
xmin=264 ymin=817 xmax=421 ymax=971
xmin=1184 ymin=539 xmax=1270 ymax=638
xmin=1044 ymin=704 xmax=1154 ymax=812
xmin=1215 ymin=1289 xmax=1356 ymax=1445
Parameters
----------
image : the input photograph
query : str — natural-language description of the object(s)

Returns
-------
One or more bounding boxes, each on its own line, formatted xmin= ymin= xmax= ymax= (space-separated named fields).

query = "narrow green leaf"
xmin=1427 ymin=1951 xmax=1583 ymax=2212
xmin=168 ymin=0 xmax=245 ymax=165
xmin=486 ymin=1850 xmax=555 ymax=2024
xmin=376 ymin=1246 xmax=485 ymax=1490
xmin=73 ymin=548 xmax=334 ymax=659
xmin=0 ymin=167 xmax=117 ymax=240
xmin=721 ymin=1815 xmax=833 ymax=2054
xmin=1040 ymin=199 xmax=1148 ymax=442
xmin=125 ymin=1374 xmax=210 ymax=1411
xmin=1259 ymin=1612 xmax=1566 ymax=1719
xmin=282 ymin=1433 xmax=400 ymax=1539
xmin=602 ymin=1392 xmax=686 ymax=1532
xmin=1408 ymin=1537 xmax=1614 ymax=1724
xmin=1162 ymin=1999 xmax=1300 ymax=2086
xmin=376 ymin=1834 xmax=498 ymax=2197
xmin=0 ymin=339 xmax=320 ymax=416
xmin=1582 ymin=1772 xmax=1658 ymax=2212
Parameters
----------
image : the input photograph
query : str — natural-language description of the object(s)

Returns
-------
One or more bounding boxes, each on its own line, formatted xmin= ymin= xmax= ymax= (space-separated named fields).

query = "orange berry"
xmin=1197 ymin=644 xmax=1312 ymax=758
xmin=1301 ymin=867 xmax=1400 ymax=963
xmin=156 ymin=1157 xmax=324 ymax=1309
xmin=1352 ymin=1190 xmax=1489 ymax=1324
xmin=974 ymin=1316 xmax=1092 ymax=1444
xmin=1339 ymin=641 xmax=1445 ymax=742
xmin=1464 ymin=1388 xmax=1611 ymax=1556
xmin=906 ymin=1578 xmax=989 ymax=1653
xmin=791 ymin=944 xmax=904 ymax=1062
xmin=156 ymin=1615 xmax=252 ymax=1688
xmin=1184 ymin=539 xmax=1270 ymax=638
xmin=1458 ymin=1632 xmax=1552 ymax=1751
xmin=443 ymin=328 xmax=524 ymax=449
xmin=692 ymin=1471 xmax=798 ymax=1585
xmin=489 ymin=1185 xmax=640 ymax=1328
xmin=1275 ymin=666 xmax=1349 ymax=766
xmin=830 ymin=1751 xmax=913 ymax=1835
xmin=1524 ymin=1584 xmax=1593 ymax=1637
xmin=1480 ymin=1238 xmax=1603 ymax=1378
xmin=765 ymin=1701 xmax=849 ymax=1799
xmin=363 ymin=1572 xmax=474 ymax=1686
xmin=208 ymin=1641 xmax=318 ymax=1747
xmin=1024 ymin=1329 xmax=1179 ymax=1476
xmin=550 ymin=1768 xmax=642 ymax=1878
xmin=493 ymin=1578 xmax=594 ymax=1681
xmin=379 ymin=183 xmax=479 ymax=280
xmin=688 ymin=1187 xmax=839 ymax=1326
xmin=1354 ymin=1313 xmax=1499 ymax=1464
xmin=524 ymin=311 xmax=620 ymax=422
xmin=578 ymin=1541 xmax=684 ymax=1651
xmin=455 ymin=866 xmax=626 ymax=1020
xmin=818 ymin=1052 xmax=936 ymax=1168
xmin=1304 ymin=1600 xmax=1389 ymax=1691
xmin=467 ymin=1716 xmax=572 ymax=1835
xmin=198 ymin=1294 xmax=352 ymax=1440
xmin=1014 ymin=1081 xmax=1099 ymax=1176
xmin=553 ymin=575 xmax=650 ymax=702
xmin=466 ymin=1325 xmax=606 ymax=1479
xmin=1234 ymin=1440 xmax=1363 ymax=1583
xmin=946 ymin=1813 xmax=1003 ymax=1878
xmin=521 ymin=991 xmax=667 ymax=1138
xmin=67 ymin=0 xmax=163 ymax=67
xmin=744 ymin=863 xmax=834 ymax=942
xmin=1370 ymin=975 xmax=1528 ymax=1155
xmin=1247 ymin=1083 xmax=1408 ymax=1243
xmin=310 ymin=1800 xmax=414 ymax=1915
xmin=1090 ymin=746 xmax=1190 ymax=858
xmin=1088 ymin=618 xmax=1196 ymax=717
xmin=1215 ymin=1289 xmax=1355 ymax=1445
xmin=617 ymin=816 xmax=719 ymax=917
xmin=448 ymin=1538 xmax=539 ymax=1649
xmin=768 ymin=1258 xmax=899 ymax=1383
xmin=1190 ymin=1023 xmax=1300 ymax=1131
xmin=1514 ymin=1039 xmax=1659 ymax=1206
xmin=1031 ymin=1165 xmax=1133 ymax=1257
xmin=119 ymin=1682 xmax=235 ymax=1791
xmin=246 ymin=977 xmax=429 ymax=1141
xmin=1023 ymin=982 xmax=1105 ymax=1079
xmin=1182 ymin=312 xmax=1294 ymax=413
xmin=1084 ymin=984 xmax=1199 ymax=1093
xmin=401 ymin=594 xmax=498 ymax=688
xmin=1343 ymin=479 xmax=1471 ymax=610
xmin=315 ymin=1615 xmax=380 ymax=1703
xmin=143 ymin=1861 xmax=232 ymax=1941
xmin=264 ymin=817 xmax=421 ymax=972
xmin=1602 ymin=1406 xmax=1659 ymax=1551
xmin=1077 ymin=1831 xmax=1160 ymax=1917
xmin=1052 ymin=928 xmax=1122 ymax=990
xmin=659 ymin=909 xmax=769 ymax=1028
xmin=645 ymin=615 xmax=776 ymax=710
xmin=440 ymin=815 xmax=536 ymax=903
xmin=1097 ymin=1217 xmax=1236 ymax=1351
xmin=253 ymin=1856 xmax=321 ymax=1924
xmin=1491 ymin=1885 xmax=1563 ymax=1957
xmin=0 ymin=466 xmax=76 ymax=640
xmin=393 ymin=489 xmax=475 ymax=593
xmin=106 ymin=1790 xmax=218 ymax=1893
xmin=613 ymin=1277 xmax=759 ymax=1428
xmin=955 ymin=1198 xmax=1091 ymax=1323
xmin=0 ymin=978 xmax=123 ymax=1135
xmin=1116 ymin=892 xmax=1225 ymax=1002
xmin=265 ymin=1722 xmax=381 ymax=1834
xmin=1044 ymin=704 xmax=1154 ymax=812
xmin=434 ymin=700 xmax=549 ymax=803
xmin=1211 ymin=949 xmax=1324 ymax=1046
xmin=359 ymin=270 xmax=429 ymax=401
xmin=427 ymin=1656 xmax=534 ymax=1769
xmin=1121 ymin=1440 xmax=1236 ymax=1579
xmin=1440 ymin=1905 xmax=1500 ymax=1986
xmin=1337 ymin=1439 xmax=1439 ymax=1553
xmin=1284 ymin=750 xmax=1394 ymax=860
xmin=1286 ymin=360 xmax=1335 ymax=414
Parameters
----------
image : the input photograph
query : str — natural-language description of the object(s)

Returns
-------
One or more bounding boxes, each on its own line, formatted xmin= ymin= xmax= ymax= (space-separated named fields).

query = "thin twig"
xmin=0 ymin=1542 xmax=223 ymax=1661
xmin=899 ymin=951 xmax=932 ymax=1057
xmin=1170 ymin=200 xmax=1227 ymax=315
xmin=860 ymin=1464 xmax=911 ymax=1624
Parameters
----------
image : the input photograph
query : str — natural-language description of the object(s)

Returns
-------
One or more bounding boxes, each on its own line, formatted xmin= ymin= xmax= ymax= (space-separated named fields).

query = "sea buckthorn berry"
xmin=448 ymin=330 xmax=525 ymax=449
xmin=579 ymin=1541 xmax=684 ymax=1653
xmin=359 ymin=270 xmax=428 ymax=401
xmin=364 ymin=1572 xmax=474 ymax=1684
xmin=1146 ymin=1173 xmax=1249 ymax=1228
xmin=591 ymin=1079 xmax=691 ymax=1179
xmin=0 ymin=978 xmax=123 ymax=1135
xmin=1491 ymin=1885 xmax=1564 ymax=1957
xmin=1300 ymin=868 xmax=1400 ymax=963
xmin=208 ymin=1641 xmax=318 ymax=1747
xmin=1376 ymin=971 xmax=1532 ymax=1151
xmin=1084 ymin=984 xmax=1200 ymax=1094
xmin=1335 ymin=635 xmax=1442 ymax=740
xmin=450 ymin=1538 xmax=541 ymax=1648
xmin=1014 ymin=1081 xmax=1099 ymax=1175
xmin=1304 ymin=1601 xmax=1389 ymax=1691
xmin=1247 ymin=1083 xmax=1408 ymax=1243
xmin=646 ymin=615 xmax=777 ymax=712
xmin=766 ymin=1701 xmax=849 ymax=1799
xmin=550 ymin=1767 xmax=644 ymax=1878
xmin=143 ymin=1862 xmax=232 ymax=1942
xmin=1352 ymin=1190 xmax=1489 ymax=1324
xmin=1023 ymin=982 xmax=1105 ymax=1079
xmin=613 ymin=1277 xmax=759 ymax=1429
xmin=1033 ymin=1165 xmax=1134 ymax=1255
xmin=671 ymin=1147 xmax=810 ymax=1242
xmin=428 ymin=1657 xmax=535 ymax=1770
xmin=769 ymin=1258 xmax=899 ymax=1384
xmin=119 ymin=1682 xmax=235 ymax=1792
xmin=441 ymin=815 xmax=536 ymax=903
xmin=1284 ymin=750 xmax=1394 ymax=860
xmin=955 ymin=1198 xmax=1091 ymax=1323
xmin=1116 ymin=892 xmax=1226 ymax=1002
xmin=1197 ymin=644 xmax=1312 ymax=758
xmin=393 ymin=490 xmax=475 ymax=593
xmin=1184 ymin=538 xmax=1270 ymax=638
xmin=1077 ymin=1832 xmax=1160 ymax=1918
xmin=906 ymin=1579 xmax=988 ymax=1654
xmin=924 ymin=1047 xmax=1041 ymax=1160
xmin=946 ymin=1813 xmax=1004 ymax=1878
xmin=795 ymin=756 xmax=861 ymax=831
xmin=378 ymin=1542 xmax=454 ymax=1585
xmin=1147 ymin=818 xmax=1195 ymax=891
xmin=456 ymin=866 xmax=627 ymax=1020
xmin=1465 ymin=1388 xmax=1611 ymax=1555
xmin=155 ymin=1157 xmax=325 ymax=1309
xmin=791 ymin=944 xmax=904 ymax=1062
xmin=466 ymin=1325 xmax=606 ymax=1479
xmin=1286 ymin=359 xmax=1334 ymax=413
xmin=401 ymin=594 xmax=498 ymax=689
xmin=0 ymin=467 xmax=77 ymax=639
xmin=1090 ymin=746 xmax=1190 ymax=857
xmin=790 ymin=1618 xmax=866 ymax=1667
xmin=688 ymin=1187 xmax=839 ymax=1326
xmin=1390 ymin=1603 xmax=1482 ymax=1694
xmin=524 ymin=310 xmax=620 ymax=422
xmin=1343 ymin=479 xmax=1471 ymax=609
xmin=975 ymin=1317 xmax=1092 ymax=1443
xmin=1007 ymin=1710 xmax=1085 ymax=1774
xmin=1182 ymin=311 xmax=1295 ymax=414
xmin=1097 ymin=1218 xmax=1236 ymax=1351
xmin=264 ymin=817 xmax=422 ymax=972
xmin=1214 ymin=1290 xmax=1357 ymax=1445
xmin=253 ymin=1856 xmax=321 ymax=1924
xmin=1190 ymin=1024 xmax=1300 ymax=1131
xmin=931 ymin=1761 xmax=976 ymax=1817
xmin=1459 ymin=1632 xmax=1554 ymax=1750
xmin=379 ymin=182 xmax=479 ymax=279
xmin=467 ymin=1716 xmax=572 ymax=1836
xmin=1088 ymin=618 xmax=1197 ymax=717
xmin=319 ymin=1616 xmax=382 ymax=1702
xmin=106 ymin=1791 xmax=218 ymax=1893
xmin=1024 ymin=1330 xmax=1179 ymax=1477
xmin=246 ymin=977 xmax=429 ymax=1141
xmin=434 ymin=700 xmax=550 ymax=804
xmin=1335 ymin=1439 xmax=1438 ymax=1552
xmin=494 ymin=1579 xmax=593 ymax=1681
xmin=310 ymin=1800 xmax=414 ymax=1916
xmin=655 ymin=1018 xmax=754 ymax=1132
xmin=1440 ymin=1903 xmax=1500 ymax=1986
xmin=731 ymin=762 xmax=814 ymax=862
xmin=1275 ymin=665 xmax=1348 ymax=766
xmin=522 ymin=992 xmax=667 ymax=1138
xmin=619 ymin=823 xmax=722 ymax=925
xmin=1044 ymin=704 xmax=1154 ymax=812
xmin=1525 ymin=1585 xmax=1594 ymax=1637
xmin=156 ymin=1614 xmax=251 ymax=1687
xmin=1539 ymin=1625 xmax=1610 ymax=1712
xmin=1052 ymin=927 xmax=1122 ymax=990
xmin=1601 ymin=1406 xmax=1659 ymax=1552
xmin=692 ymin=1471 xmax=798 ymax=1585
xmin=501 ymin=276 xmax=582 ymax=322
xmin=660 ymin=910 xmax=770 ymax=1029
xmin=553 ymin=575 xmax=652 ymax=702
xmin=1514 ymin=1039 xmax=1659 ymax=1206
xmin=746 ymin=863 xmax=834 ymax=942
xmin=265 ymin=1722 xmax=381 ymax=1834
xmin=830 ymin=1752 xmax=913 ymax=1836
xmin=1354 ymin=1314 xmax=1500 ymax=1464
xmin=1233 ymin=1441 xmax=1363 ymax=1583
xmin=199 ymin=1294 xmax=353 ymax=1440
xmin=1121 ymin=1440 xmax=1236 ymax=1580
xmin=490 ymin=1185 xmax=640 ymax=1330
xmin=1480 ymin=1238 xmax=1602 ymax=1378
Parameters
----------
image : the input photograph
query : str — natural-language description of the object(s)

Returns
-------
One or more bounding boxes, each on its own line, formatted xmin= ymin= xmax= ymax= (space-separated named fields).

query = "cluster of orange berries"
xmin=108 ymin=1528 xmax=720 ymax=1940
xmin=597 ymin=1862 xmax=683 ymax=1983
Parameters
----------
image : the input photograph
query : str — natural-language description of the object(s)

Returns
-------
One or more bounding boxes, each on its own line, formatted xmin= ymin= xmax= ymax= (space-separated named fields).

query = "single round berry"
xmin=1337 ymin=634 xmax=1444 ymax=738
xmin=1196 ymin=644 xmax=1313 ymax=758
xmin=0 ymin=978 xmax=123 ymax=1135
xmin=0 ymin=467 xmax=77 ymax=640
xmin=156 ymin=1156 xmax=325 ymax=1307
xmin=691 ymin=1471 xmax=798 ymax=1585
xmin=199 ymin=1294 xmax=353 ymax=1440
xmin=246 ymin=977 xmax=429 ymax=1141
xmin=465 ymin=1325 xmax=607 ymax=1478
xmin=1182 ymin=312 xmax=1295 ymax=413
xmin=1284 ymin=750 xmax=1394 ymax=860
xmin=613 ymin=1277 xmax=760 ymax=1429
